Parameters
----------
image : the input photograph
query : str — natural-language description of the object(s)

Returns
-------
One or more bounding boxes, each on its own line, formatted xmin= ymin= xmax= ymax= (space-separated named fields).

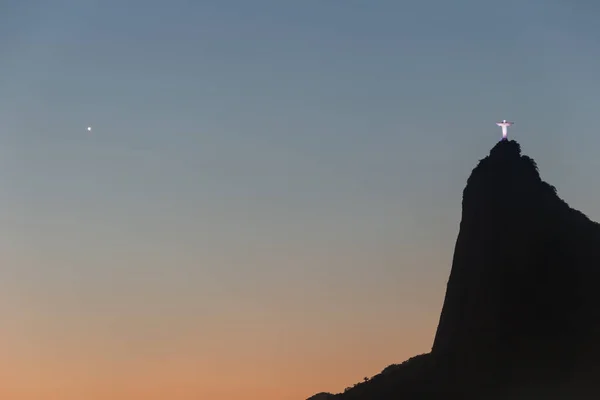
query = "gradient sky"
xmin=2 ymin=1 xmax=600 ymax=399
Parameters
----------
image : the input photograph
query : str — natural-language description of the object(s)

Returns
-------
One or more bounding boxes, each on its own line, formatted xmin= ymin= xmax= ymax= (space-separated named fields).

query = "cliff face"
xmin=433 ymin=140 xmax=600 ymax=388
xmin=309 ymin=140 xmax=600 ymax=399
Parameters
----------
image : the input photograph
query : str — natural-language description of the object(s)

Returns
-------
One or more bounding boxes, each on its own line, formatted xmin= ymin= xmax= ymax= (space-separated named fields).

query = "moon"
xmin=87 ymin=126 xmax=92 ymax=132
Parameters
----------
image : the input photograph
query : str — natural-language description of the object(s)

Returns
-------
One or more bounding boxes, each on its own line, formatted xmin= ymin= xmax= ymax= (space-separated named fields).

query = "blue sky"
xmin=1 ymin=1 xmax=600 ymax=398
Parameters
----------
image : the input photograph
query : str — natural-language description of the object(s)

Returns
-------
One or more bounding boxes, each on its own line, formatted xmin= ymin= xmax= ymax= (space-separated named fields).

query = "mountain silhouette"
xmin=307 ymin=139 xmax=600 ymax=399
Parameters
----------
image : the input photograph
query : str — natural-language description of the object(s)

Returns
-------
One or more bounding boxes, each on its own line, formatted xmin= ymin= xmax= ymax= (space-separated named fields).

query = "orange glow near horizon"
xmin=0 ymin=220 xmax=450 ymax=399
xmin=0 ymin=288 xmax=439 ymax=400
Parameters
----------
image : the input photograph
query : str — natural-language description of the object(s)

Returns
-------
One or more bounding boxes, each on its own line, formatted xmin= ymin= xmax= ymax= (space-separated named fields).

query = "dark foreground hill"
xmin=308 ymin=140 xmax=600 ymax=399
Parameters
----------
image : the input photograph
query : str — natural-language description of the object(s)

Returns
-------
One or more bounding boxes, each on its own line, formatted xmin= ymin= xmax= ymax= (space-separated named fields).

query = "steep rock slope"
xmin=308 ymin=140 xmax=600 ymax=399
xmin=433 ymin=140 xmax=600 ymax=391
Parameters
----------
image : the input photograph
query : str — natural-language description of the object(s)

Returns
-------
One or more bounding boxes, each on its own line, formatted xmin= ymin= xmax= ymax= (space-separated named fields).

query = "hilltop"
xmin=308 ymin=139 xmax=600 ymax=399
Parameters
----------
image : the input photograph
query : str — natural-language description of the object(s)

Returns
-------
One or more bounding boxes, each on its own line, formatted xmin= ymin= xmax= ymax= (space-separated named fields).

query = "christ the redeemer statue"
xmin=496 ymin=119 xmax=514 ymax=140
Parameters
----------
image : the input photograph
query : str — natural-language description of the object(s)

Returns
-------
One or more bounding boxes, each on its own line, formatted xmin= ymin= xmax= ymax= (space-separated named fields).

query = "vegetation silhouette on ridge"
xmin=308 ymin=139 xmax=600 ymax=399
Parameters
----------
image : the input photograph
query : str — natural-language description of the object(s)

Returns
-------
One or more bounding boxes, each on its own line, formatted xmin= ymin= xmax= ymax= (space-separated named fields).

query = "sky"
xmin=1 ymin=1 xmax=600 ymax=399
